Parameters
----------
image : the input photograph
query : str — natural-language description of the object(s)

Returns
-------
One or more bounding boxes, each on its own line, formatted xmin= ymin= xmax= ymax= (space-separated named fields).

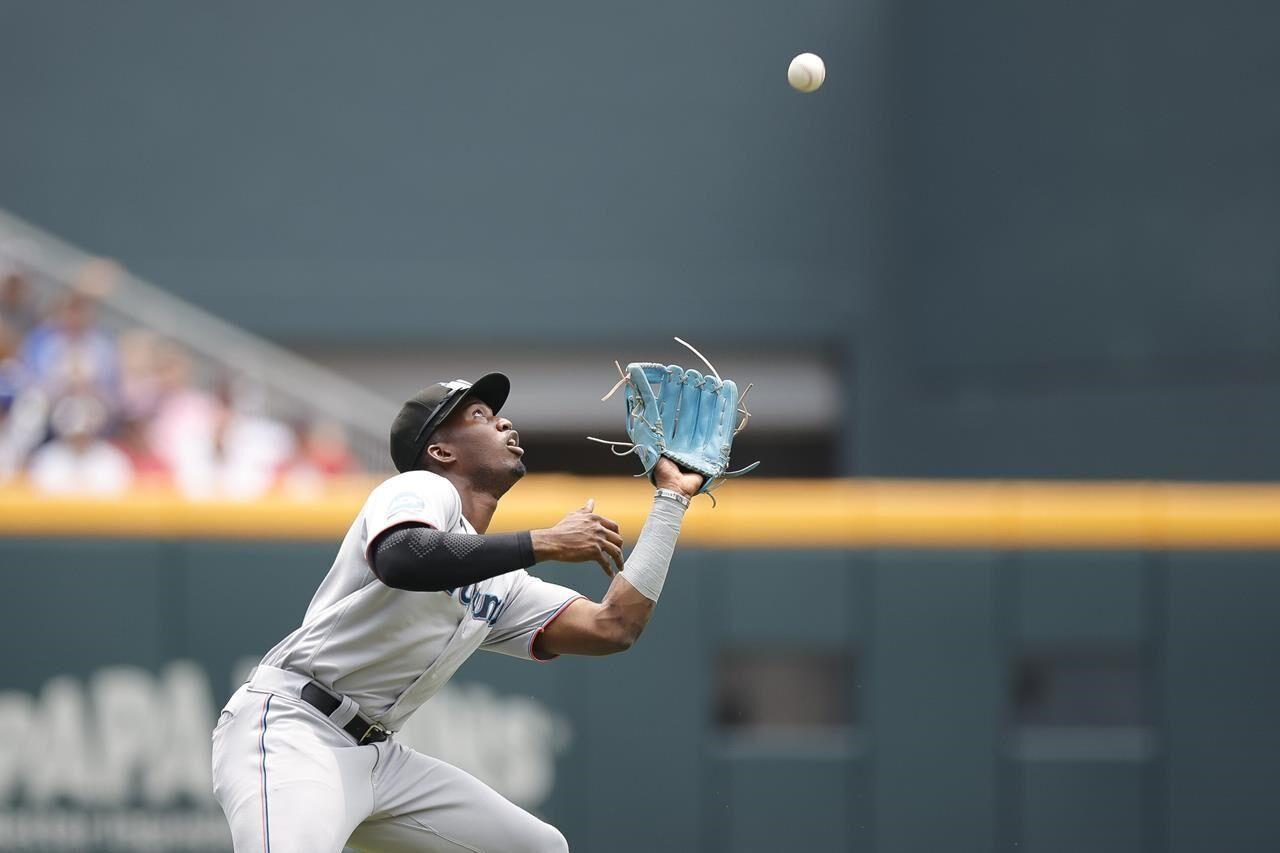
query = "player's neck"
xmin=441 ymin=474 xmax=500 ymax=533
xmin=459 ymin=490 xmax=499 ymax=533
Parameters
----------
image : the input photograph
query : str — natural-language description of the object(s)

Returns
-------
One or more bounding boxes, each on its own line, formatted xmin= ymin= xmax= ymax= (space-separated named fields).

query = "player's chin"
xmin=496 ymin=451 xmax=527 ymax=480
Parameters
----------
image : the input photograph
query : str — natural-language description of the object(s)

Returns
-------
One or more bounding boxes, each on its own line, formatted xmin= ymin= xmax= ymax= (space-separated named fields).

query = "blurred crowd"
xmin=0 ymin=259 xmax=361 ymax=498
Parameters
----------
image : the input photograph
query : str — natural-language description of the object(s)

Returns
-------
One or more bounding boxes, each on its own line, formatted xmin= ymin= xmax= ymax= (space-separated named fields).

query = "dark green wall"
xmin=1 ymin=539 xmax=1276 ymax=852
xmin=863 ymin=0 xmax=1280 ymax=480
xmin=3 ymin=1 xmax=1278 ymax=478
xmin=0 ymin=0 xmax=872 ymax=344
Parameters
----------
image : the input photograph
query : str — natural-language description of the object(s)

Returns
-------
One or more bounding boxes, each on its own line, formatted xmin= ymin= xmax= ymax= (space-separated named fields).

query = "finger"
xmin=596 ymin=515 xmax=620 ymax=533
xmin=584 ymin=498 xmax=595 ymax=513
xmin=594 ymin=547 xmax=615 ymax=578
xmin=603 ymin=541 xmax=625 ymax=575
xmin=601 ymin=526 xmax=624 ymax=548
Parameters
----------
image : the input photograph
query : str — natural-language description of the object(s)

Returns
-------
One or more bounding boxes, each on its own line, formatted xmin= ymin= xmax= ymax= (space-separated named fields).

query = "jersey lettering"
xmin=444 ymin=585 xmax=504 ymax=626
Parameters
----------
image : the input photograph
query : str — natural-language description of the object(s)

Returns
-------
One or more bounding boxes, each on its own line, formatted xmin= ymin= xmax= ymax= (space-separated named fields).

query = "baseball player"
xmin=210 ymin=373 xmax=706 ymax=852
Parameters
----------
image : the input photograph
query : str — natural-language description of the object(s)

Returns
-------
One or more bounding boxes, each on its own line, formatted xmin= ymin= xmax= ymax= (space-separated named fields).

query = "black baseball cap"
xmin=389 ymin=373 xmax=511 ymax=473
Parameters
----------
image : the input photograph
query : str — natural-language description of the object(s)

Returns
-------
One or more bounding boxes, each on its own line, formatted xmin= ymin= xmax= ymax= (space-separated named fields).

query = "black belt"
xmin=300 ymin=682 xmax=389 ymax=745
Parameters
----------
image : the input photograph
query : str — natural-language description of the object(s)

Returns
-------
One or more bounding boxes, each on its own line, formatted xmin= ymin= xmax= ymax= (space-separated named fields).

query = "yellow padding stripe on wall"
xmin=0 ymin=477 xmax=1278 ymax=548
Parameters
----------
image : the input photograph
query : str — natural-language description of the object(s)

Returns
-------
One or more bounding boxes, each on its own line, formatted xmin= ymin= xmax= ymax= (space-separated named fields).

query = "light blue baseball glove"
xmin=590 ymin=339 xmax=759 ymax=500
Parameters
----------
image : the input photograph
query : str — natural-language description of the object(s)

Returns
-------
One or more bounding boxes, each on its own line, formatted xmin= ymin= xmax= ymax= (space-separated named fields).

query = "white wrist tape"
xmin=618 ymin=490 xmax=688 ymax=601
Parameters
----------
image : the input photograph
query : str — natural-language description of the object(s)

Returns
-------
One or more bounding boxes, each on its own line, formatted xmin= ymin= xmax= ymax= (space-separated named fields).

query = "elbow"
xmin=601 ymin=636 xmax=635 ymax=655
xmin=599 ymin=619 xmax=642 ymax=655
xmin=609 ymin=629 xmax=638 ymax=654
xmin=371 ymin=556 xmax=447 ymax=593
xmin=371 ymin=560 xmax=411 ymax=591
xmin=589 ymin=598 xmax=652 ymax=655
xmin=370 ymin=561 xmax=397 ymax=589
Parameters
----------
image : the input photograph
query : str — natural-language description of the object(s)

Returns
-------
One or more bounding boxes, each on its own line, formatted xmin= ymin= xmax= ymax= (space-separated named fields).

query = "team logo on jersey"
xmin=387 ymin=491 xmax=426 ymax=520
xmin=447 ymin=584 xmax=504 ymax=625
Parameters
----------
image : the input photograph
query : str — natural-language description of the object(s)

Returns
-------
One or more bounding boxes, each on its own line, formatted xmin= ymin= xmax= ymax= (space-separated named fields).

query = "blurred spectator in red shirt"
xmin=115 ymin=415 xmax=170 ymax=487
xmin=278 ymin=418 xmax=359 ymax=495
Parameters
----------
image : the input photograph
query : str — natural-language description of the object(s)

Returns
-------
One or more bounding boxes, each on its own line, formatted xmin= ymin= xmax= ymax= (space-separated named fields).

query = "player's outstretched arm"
xmin=533 ymin=459 xmax=702 ymax=657
xmin=371 ymin=497 xmax=627 ymax=592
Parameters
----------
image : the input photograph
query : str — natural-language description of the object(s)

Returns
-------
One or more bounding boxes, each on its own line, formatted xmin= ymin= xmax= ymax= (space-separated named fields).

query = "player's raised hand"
xmin=652 ymin=458 xmax=705 ymax=499
xmin=530 ymin=499 xmax=625 ymax=577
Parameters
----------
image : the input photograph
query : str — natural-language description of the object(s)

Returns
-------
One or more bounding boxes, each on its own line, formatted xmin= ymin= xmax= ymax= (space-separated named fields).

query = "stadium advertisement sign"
xmin=0 ymin=660 xmax=569 ymax=852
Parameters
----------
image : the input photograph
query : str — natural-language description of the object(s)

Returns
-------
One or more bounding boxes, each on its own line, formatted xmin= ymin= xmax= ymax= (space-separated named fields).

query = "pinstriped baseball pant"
xmin=211 ymin=684 xmax=567 ymax=852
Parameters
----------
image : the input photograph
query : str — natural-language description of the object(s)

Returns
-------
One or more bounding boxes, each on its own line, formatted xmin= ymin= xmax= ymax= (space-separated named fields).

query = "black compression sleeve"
xmin=370 ymin=523 xmax=536 ymax=592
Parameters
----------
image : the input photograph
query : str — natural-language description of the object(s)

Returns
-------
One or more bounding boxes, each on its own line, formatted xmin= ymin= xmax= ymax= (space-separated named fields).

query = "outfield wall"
xmin=1 ymin=481 xmax=1277 ymax=852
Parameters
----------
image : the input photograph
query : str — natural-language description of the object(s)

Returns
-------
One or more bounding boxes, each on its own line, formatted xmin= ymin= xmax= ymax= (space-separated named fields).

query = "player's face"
xmin=434 ymin=395 xmax=526 ymax=486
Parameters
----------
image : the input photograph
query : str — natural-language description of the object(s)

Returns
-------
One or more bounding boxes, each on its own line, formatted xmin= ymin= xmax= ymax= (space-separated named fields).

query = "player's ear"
xmin=425 ymin=442 xmax=454 ymax=468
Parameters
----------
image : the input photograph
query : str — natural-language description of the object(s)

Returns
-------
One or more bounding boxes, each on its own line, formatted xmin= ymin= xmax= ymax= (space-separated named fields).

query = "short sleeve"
xmin=362 ymin=471 xmax=463 ymax=562
xmin=480 ymin=571 xmax=584 ymax=662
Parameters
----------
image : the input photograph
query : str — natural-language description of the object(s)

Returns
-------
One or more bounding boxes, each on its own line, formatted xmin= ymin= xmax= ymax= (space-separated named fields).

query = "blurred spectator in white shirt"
xmin=150 ymin=357 xmax=294 ymax=500
xmin=183 ymin=378 xmax=294 ymax=500
xmin=147 ymin=342 xmax=220 ymax=483
xmin=117 ymin=328 xmax=165 ymax=421
xmin=28 ymin=393 xmax=133 ymax=496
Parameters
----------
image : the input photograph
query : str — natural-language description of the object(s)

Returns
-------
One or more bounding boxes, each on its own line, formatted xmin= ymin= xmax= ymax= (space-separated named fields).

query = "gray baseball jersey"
xmin=212 ymin=470 xmax=581 ymax=851
xmin=259 ymin=470 xmax=582 ymax=731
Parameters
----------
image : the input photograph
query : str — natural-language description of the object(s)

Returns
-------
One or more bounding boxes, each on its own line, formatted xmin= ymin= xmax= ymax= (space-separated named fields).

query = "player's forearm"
xmin=370 ymin=524 xmax=535 ymax=592
xmin=609 ymin=490 xmax=687 ymax=646
xmin=535 ymin=572 xmax=657 ymax=657
xmin=618 ymin=490 xmax=687 ymax=598
xmin=531 ymin=490 xmax=688 ymax=657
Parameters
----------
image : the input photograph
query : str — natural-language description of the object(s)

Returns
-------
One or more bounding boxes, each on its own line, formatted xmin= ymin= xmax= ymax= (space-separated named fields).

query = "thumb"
xmin=583 ymin=498 xmax=595 ymax=513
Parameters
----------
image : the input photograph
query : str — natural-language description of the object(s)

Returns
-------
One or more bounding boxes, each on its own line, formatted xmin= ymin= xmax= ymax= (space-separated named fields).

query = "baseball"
xmin=787 ymin=52 xmax=826 ymax=93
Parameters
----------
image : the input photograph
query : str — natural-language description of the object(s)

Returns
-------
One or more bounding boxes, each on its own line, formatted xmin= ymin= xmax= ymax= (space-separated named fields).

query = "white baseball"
xmin=787 ymin=53 xmax=826 ymax=93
